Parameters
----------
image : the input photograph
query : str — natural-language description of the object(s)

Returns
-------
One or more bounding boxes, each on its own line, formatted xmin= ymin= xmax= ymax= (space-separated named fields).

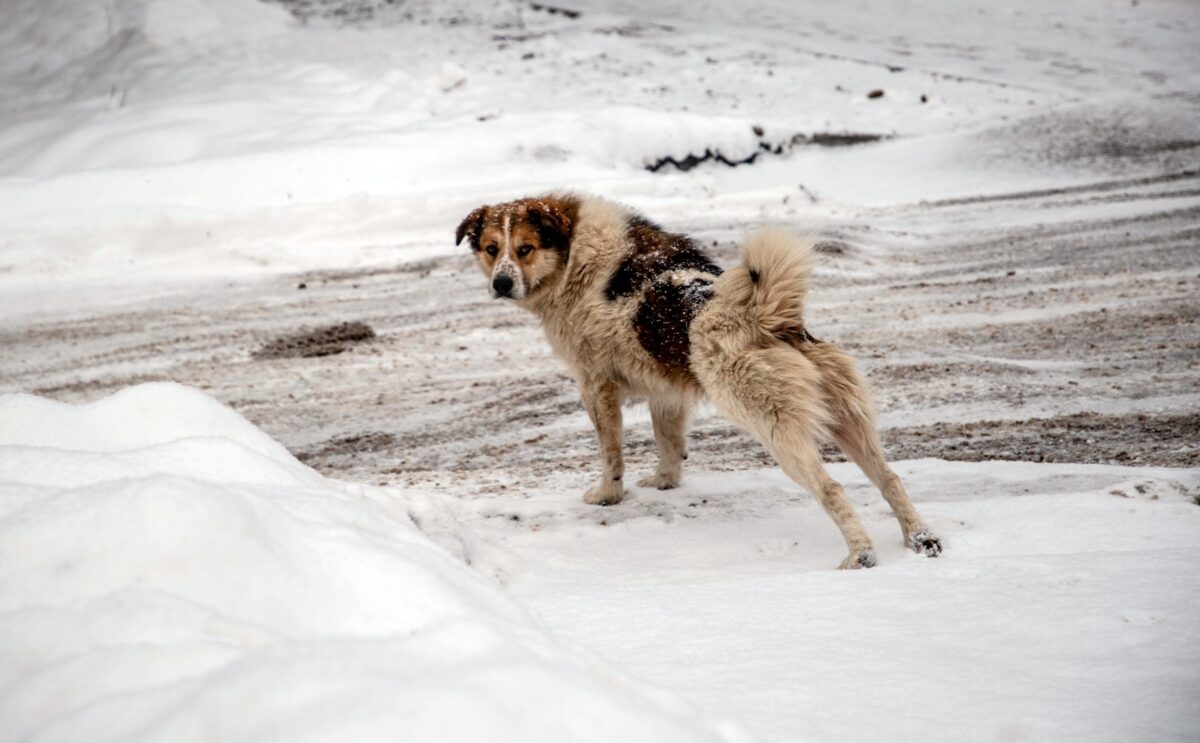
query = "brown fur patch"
xmin=455 ymin=207 xmax=486 ymax=248
xmin=525 ymin=196 xmax=578 ymax=252
xmin=605 ymin=216 xmax=722 ymax=300
xmin=456 ymin=195 xmax=580 ymax=252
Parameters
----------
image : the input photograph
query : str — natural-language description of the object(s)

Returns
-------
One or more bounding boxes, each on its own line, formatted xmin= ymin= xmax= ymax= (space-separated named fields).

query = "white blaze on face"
xmin=491 ymin=210 xmax=527 ymax=299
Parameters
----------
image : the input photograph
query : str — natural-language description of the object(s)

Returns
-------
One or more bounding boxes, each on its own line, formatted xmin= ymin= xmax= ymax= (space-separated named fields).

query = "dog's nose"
xmin=492 ymin=274 xmax=514 ymax=297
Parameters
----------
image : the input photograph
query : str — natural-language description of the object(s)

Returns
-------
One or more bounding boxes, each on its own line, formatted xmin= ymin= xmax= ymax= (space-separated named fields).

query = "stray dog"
xmin=456 ymin=194 xmax=941 ymax=568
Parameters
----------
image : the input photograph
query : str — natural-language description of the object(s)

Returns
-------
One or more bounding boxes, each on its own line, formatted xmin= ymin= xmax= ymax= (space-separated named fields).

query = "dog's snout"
xmin=492 ymin=274 xmax=515 ymax=297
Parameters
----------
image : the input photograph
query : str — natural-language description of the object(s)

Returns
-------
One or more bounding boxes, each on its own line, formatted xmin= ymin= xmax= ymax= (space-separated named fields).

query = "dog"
xmin=455 ymin=193 xmax=941 ymax=569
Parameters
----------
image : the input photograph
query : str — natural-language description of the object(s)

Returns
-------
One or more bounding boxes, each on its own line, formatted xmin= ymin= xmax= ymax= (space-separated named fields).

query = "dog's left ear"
xmin=455 ymin=206 xmax=487 ymax=248
xmin=527 ymin=202 xmax=573 ymax=250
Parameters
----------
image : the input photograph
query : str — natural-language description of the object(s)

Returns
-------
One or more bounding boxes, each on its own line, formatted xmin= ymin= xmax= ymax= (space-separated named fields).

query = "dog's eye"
xmin=485 ymin=245 xmax=498 ymax=257
xmin=517 ymin=244 xmax=534 ymax=257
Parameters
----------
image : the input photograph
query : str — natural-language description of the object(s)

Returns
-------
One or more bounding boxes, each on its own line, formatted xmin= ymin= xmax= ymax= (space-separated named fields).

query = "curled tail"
xmin=715 ymin=228 xmax=816 ymax=335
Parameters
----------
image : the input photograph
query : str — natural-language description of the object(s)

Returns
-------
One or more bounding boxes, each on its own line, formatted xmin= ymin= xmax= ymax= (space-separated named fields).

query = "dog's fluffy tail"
xmin=719 ymin=228 xmax=815 ymax=334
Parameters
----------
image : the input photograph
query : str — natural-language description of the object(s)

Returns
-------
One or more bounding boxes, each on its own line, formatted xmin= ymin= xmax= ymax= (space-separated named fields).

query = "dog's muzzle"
xmin=491 ymin=273 xmax=515 ymax=298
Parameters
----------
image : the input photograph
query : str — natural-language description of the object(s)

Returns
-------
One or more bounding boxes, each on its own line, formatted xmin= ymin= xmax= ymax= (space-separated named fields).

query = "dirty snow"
xmin=2 ymin=0 xmax=1199 ymax=741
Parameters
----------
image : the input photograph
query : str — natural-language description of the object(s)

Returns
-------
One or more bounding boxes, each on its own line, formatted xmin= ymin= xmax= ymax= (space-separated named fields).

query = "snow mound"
xmin=0 ymin=382 xmax=295 ymax=458
xmin=0 ymin=384 xmax=741 ymax=742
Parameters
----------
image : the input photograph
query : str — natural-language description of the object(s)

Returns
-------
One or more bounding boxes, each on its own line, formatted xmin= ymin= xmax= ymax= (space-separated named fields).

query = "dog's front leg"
xmin=638 ymin=398 xmax=688 ymax=489
xmin=579 ymin=377 xmax=625 ymax=506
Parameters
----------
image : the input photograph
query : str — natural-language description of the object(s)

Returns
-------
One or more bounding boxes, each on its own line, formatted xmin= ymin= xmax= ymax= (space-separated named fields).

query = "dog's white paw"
xmin=908 ymin=529 xmax=942 ymax=557
xmin=838 ymin=549 xmax=878 ymax=570
xmin=584 ymin=485 xmax=625 ymax=506
xmin=637 ymin=472 xmax=681 ymax=490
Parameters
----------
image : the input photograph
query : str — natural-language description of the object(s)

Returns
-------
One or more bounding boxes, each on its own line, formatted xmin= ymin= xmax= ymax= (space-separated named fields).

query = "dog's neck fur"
xmin=512 ymin=196 xmax=640 ymax=374
xmin=518 ymin=196 xmax=623 ymax=316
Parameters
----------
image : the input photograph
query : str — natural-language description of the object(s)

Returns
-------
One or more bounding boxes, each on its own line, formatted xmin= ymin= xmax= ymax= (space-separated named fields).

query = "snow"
xmin=2 ymin=0 xmax=1199 ymax=740
xmin=501 ymin=462 xmax=1200 ymax=742
xmin=0 ymin=383 xmax=741 ymax=742
xmin=7 ymin=386 xmax=1194 ymax=740
xmin=4 ymin=0 xmax=1197 ymax=312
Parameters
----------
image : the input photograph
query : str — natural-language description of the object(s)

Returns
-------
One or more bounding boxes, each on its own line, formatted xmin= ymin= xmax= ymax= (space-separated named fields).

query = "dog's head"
xmin=455 ymin=197 xmax=575 ymax=300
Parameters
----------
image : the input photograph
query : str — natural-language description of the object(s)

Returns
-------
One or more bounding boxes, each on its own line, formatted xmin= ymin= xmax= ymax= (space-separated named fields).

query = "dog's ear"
xmin=526 ymin=201 xmax=573 ymax=250
xmin=455 ymin=206 xmax=487 ymax=248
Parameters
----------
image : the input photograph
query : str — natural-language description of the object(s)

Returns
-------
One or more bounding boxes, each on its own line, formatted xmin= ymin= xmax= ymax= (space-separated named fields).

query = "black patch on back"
xmin=605 ymin=216 xmax=721 ymax=301
xmin=634 ymin=277 xmax=715 ymax=378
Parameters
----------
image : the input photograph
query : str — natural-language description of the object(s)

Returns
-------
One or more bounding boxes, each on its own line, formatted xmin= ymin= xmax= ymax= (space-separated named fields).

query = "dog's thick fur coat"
xmin=457 ymin=194 xmax=941 ymax=568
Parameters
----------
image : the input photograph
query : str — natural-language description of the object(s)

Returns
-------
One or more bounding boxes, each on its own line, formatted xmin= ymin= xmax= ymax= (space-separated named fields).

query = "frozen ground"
xmin=2 ymin=0 xmax=1199 ymax=740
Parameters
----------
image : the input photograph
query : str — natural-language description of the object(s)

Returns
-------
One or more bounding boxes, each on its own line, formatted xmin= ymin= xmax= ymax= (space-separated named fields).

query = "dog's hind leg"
xmin=830 ymin=417 xmax=941 ymax=557
xmin=638 ymin=398 xmax=689 ymax=490
xmin=765 ymin=432 xmax=878 ymax=570
xmin=697 ymin=347 xmax=876 ymax=569
xmin=801 ymin=342 xmax=942 ymax=557
xmin=579 ymin=376 xmax=626 ymax=506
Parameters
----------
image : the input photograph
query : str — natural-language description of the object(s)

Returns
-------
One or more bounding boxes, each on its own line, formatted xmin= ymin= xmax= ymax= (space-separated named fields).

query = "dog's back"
xmin=530 ymin=196 xmax=723 ymax=397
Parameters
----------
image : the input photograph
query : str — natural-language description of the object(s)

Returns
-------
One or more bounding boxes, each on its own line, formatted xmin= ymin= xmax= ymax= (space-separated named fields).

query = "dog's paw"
xmin=908 ymin=530 xmax=942 ymax=557
xmin=838 ymin=549 xmax=878 ymax=570
xmin=583 ymin=485 xmax=625 ymax=506
xmin=637 ymin=472 xmax=681 ymax=490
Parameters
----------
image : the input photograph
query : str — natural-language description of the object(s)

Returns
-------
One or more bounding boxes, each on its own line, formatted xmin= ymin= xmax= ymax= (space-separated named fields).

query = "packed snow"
xmin=2 ymin=0 xmax=1199 ymax=741
xmin=502 ymin=462 xmax=1200 ymax=741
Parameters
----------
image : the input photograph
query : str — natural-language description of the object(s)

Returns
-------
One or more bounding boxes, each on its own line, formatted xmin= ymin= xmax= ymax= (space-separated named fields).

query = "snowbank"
xmin=0 ymin=383 xmax=742 ymax=742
